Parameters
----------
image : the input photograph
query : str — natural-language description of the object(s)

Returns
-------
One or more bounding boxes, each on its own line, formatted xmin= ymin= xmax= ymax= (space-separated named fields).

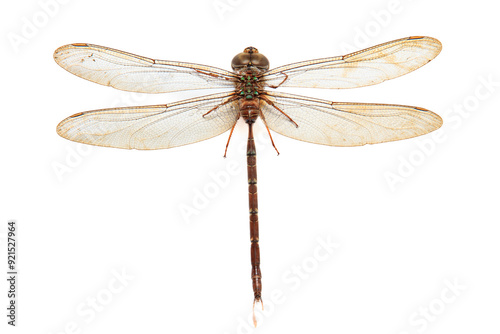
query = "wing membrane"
xmin=54 ymin=44 xmax=237 ymax=93
xmin=57 ymin=92 xmax=239 ymax=150
xmin=260 ymin=92 xmax=442 ymax=147
xmin=262 ymin=36 xmax=441 ymax=89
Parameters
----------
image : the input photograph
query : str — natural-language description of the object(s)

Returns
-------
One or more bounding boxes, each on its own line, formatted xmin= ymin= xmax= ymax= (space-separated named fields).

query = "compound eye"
xmin=231 ymin=53 xmax=251 ymax=70
xmin=251 ymin=54 xmax=269 ymax=70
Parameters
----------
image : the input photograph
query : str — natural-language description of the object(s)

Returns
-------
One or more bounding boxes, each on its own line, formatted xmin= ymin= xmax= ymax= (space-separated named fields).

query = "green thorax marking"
xmin=239 ymin=74 xmax=260 ymax=100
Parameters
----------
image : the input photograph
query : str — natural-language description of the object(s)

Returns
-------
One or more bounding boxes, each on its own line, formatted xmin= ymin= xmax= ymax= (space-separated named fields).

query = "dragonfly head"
xmin=232 ymin=46 xmax=269 ymax=72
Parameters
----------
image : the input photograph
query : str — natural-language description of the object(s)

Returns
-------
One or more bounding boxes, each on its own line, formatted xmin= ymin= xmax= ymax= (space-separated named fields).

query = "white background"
xmin=1 ymin=0 xmax=499 ymax=333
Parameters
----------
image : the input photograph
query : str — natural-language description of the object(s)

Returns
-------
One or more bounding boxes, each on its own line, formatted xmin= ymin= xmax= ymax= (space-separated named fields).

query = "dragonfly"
xmin=54 ymin=36 xmax=442 ymax=326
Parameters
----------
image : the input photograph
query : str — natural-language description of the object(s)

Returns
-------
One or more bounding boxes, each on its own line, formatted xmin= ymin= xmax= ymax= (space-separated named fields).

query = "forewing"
xmin=57 ymin=92 xmax=240 ymax=150
xmin=262 ymin=36 xmax=441 ymax=89
xmin=260 ymin=92 xmax=442 ymax=147
xmin=54 ymin=44 xmax=237 ymax=93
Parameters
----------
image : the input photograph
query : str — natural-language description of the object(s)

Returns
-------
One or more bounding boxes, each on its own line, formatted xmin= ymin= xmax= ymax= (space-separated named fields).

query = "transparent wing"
xmin=260 ymin=92 xmax=442 ymax=147
xmin=262 ymin=36 xmax=441 ymax=89
xmin=57 ymin=92 xmax=240 ymax=150
xmin=54 ymin=44 xmax=238 ymax=93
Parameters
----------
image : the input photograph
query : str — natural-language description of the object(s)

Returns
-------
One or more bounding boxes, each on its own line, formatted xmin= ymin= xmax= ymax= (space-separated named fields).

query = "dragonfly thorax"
xmin=237 ymin=71 xmax=261 ymax=99
xmin=236 ymin=70 xmax=262 ymax=123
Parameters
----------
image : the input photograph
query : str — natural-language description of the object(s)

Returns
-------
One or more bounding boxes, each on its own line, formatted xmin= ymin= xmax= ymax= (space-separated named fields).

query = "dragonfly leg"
xmin=194 ymin=68 xmax=234 ymax=81
xmin=266 ymin=71 xmax=288 ymax=89
xmin=259 ymin=111 xmax=280 ymax=155
xmin=223 ymin=120 xmax=239 ymax=158
xmin=202 ymin=94 xmax=238 ymax=117
xmin=260 ymin=95 xmax=299 ymax=128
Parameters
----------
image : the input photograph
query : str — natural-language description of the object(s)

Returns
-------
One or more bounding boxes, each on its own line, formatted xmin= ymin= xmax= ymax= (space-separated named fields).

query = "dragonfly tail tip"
xmin=252 ymin=297 xmax=263 ymax=327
